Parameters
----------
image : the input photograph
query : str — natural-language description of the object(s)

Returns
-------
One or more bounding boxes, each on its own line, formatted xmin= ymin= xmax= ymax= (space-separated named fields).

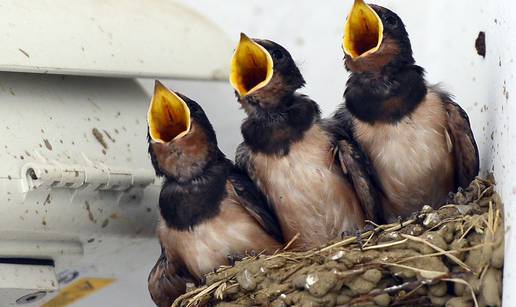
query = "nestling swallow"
xmin=336 ymin=0 xmax=479 ymax=221
xmin=230 ymin=34 xmax=382 ymax=251
xmin=146 ymin=81 xmax=282 ymax=307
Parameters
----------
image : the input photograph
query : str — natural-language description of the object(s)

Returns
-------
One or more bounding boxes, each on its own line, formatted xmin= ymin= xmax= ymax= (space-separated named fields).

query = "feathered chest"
xmin=353 ymin=92 xmax=455 ymax=215
xmin=248 ymin=125 xmax=363 ymax=247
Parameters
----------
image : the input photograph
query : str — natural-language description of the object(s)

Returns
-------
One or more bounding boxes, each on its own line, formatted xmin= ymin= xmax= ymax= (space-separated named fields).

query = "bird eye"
xmin=385 ymin=16 xmax=398 ymax=27
xmin=271 ymin=50 xmax=283 ymax=60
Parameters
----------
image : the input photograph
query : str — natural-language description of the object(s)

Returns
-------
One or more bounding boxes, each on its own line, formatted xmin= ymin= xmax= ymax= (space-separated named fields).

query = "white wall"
xmin=136 ymin=0 xmax=515 ymax=305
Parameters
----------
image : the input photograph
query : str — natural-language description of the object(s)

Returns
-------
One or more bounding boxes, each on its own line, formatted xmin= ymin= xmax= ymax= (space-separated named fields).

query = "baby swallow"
xmin=230 ymin=34 xmax=382 ymax=251
xmin=147 ymin=81 xmax=282 ymax=306
xmin=336 ymin=0 xmax=479 ymax=221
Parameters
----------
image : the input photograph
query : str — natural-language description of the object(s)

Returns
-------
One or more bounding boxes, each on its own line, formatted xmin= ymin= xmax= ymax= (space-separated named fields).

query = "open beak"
xmin=230 ymin=33 xmax=274 ymax=96
xmin=343 ymin=0 xmax=384 ymax=59
xmin=148 ymin=81 xmax=191 ymax=143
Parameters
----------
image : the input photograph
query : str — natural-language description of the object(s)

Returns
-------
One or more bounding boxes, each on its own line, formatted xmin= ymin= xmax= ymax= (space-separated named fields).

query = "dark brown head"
xmin=147 ymin=81 xmax=221 ymax=183
xmin=230 ymin=33 xmax=305 ymax=111
xmin=343 ymin=0 xmax=414 ymax=73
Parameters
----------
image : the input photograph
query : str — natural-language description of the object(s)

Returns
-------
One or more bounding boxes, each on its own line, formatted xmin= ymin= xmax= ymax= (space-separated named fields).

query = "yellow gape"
xmin=343 ymin=0 xmax=384 ymax=59
xmin=147 ymin=81 xmax=191 ymax=143
xmin=230 ymin=33 xmax=274 ymax=96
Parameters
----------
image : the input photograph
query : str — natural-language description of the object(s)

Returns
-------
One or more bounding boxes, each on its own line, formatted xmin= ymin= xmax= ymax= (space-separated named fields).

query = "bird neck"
xmin=344 ymin=64 xmax=427 ymax=124
xmin=158 ymin=157 xmax=232 ymax=230
xmin=241 ymin=94 xmax=321 ymax=156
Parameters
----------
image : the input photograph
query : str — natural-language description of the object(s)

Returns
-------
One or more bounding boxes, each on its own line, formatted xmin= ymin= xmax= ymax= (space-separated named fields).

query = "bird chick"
xmin=336 ymin=0 xmax=479 ymax=221
xmin=231 ymin=34 xmax=382 ymax=251
xmin=147 ymin=81 xmax=282 ymax=306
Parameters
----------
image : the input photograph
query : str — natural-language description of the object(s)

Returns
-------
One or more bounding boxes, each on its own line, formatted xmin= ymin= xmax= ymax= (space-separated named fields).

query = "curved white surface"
xmin=0 ymin=0 xmax=232 ymax=80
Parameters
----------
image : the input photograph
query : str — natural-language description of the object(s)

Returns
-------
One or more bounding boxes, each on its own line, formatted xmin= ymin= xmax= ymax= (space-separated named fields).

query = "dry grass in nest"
xmin=173 ymin=177 xmax=504 ymax=307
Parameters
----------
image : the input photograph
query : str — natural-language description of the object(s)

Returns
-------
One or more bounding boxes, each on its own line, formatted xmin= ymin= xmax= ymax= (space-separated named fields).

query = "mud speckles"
xmin=18 ymin=48 xmax=30 ymax=58
xmin=92 ymin=128 xmax=108 ymax=149
xmin=43 ymin=194 xmax=51 ymax=206
xmin=43 ymin=139 xmax=53 ymax=151
xmin=103 ymin=130 xmax=115 ymax=143
xmin=475 ymin=31 xmax=486 ymax=58
xmin=110 ymin=213 xmax=119 ymax=219
xmin=101 ymin=219 xmax=109 ymax=228
xmin=85 ymin=201 xmax=96 ymax=223
xmin=502 ymin=80 xmax=510 ymax=101
xmin=87 ymin=97 xmax=101 ymax=110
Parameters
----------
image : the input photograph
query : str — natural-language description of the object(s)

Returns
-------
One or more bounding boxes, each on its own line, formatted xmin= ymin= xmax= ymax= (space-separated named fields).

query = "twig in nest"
xmin=349 ymin=279 xmax=431 ymax=304
xmin=362 ymin=231 xmax=377 ymax=249
xmin=349 ymin=272 xmax=469 ymax=305
xmin=184 ymin=281 xmax=224 ymax=307
xmin=401 ymin=234 xmax=473 ymax=274
xmin=443 ymin=278 xmax=479 ymax=307
xmin=282 ymin=233 xmax=300 ymax=251
xmin=377 ymin=262 xmax=447 ymax=279
xmin=362 ymin=239 xmax=407 ymax=251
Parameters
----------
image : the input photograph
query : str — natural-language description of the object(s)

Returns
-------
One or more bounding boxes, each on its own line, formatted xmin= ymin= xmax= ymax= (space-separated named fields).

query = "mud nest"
xmin=173 ymin=177 xmax=504 ymax=307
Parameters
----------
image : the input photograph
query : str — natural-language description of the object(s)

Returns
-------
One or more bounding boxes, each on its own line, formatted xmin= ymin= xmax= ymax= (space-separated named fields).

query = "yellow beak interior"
xmin=343 ymin=0 xmax=384 ymax=59
xmin=148 ymin=81 xmax=191 ymax=143
xmin=230 ymin=33 xmax=274 ymax=96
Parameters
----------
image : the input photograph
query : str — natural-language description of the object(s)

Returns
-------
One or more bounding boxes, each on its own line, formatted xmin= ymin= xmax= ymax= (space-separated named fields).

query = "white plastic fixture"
xmin=0 ymin=72 xmax=163 ymax=306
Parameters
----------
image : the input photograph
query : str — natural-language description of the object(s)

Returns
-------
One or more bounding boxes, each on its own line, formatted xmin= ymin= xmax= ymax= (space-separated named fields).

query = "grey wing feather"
xmin=233 ymin=143 xmax=283 ymax=243
xmin=439 ymin=92 xmax=480 ymax=189
xmin=323 ymin=114 xmax=384 ymax=224
xmin=148 ymin=246 xmax=194 ymax=307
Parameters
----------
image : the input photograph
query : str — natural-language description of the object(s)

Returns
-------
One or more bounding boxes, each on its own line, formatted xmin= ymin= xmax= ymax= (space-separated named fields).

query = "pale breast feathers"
xmin=245 ymin=125 xmax=364 ymax=249
xmin=353 ymin=90 xmax=455 ymax=217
